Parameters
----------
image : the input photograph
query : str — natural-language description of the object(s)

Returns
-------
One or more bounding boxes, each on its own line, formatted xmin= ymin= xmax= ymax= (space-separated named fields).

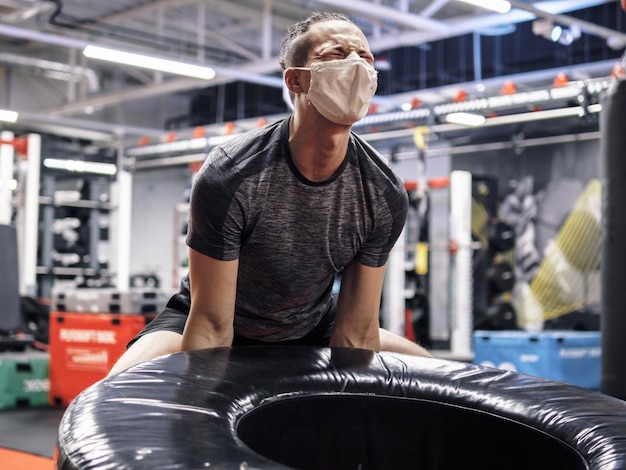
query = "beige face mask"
xmin=295 ymin=56 xmax=378 ymax=125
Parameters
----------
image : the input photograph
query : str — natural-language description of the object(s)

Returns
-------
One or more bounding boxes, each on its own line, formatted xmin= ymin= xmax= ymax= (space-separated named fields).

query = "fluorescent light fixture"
xmin=456 ymin=0 xmax=511 ymax=14
xmin=43 ymin=158 xmax=117 ymax=176
xmin=445 ymin=112 xmax=486 ymax=127
xmin=0 ymin=109 xmax=18 ymax=123
xmin=83 ymin=45 xmax=216 ymax=80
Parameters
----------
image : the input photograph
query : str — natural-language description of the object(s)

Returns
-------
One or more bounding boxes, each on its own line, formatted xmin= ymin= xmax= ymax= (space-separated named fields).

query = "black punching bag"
xmin=0 ymin=225 xmax=21 ymax=334
xmin=601 ymin=77 xmax=626 ymax=400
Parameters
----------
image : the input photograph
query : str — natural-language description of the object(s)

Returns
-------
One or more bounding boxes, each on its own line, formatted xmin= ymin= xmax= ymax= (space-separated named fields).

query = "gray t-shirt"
xmin=183 ymin=118 xmax=408 ymax=341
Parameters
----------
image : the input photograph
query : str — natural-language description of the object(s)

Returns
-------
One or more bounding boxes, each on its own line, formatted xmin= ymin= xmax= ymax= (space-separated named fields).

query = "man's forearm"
xmin=332 ymin=260 xmax=386 ymax=351
xmin=185 ymin=249 xmax=238 ymax=351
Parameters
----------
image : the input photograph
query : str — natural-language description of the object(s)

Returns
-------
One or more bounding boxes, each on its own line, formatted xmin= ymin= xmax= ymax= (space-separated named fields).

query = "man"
xmin=109 ymin=11 xmax=430 ymax=376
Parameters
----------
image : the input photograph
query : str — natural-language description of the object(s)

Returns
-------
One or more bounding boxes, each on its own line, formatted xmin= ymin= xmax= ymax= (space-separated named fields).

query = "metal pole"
xmin=449 ymin=170 xmax=473 ymax=359
xmin=39 ymin=174 xmax=55 ymax=299
xmin=0 ymin=131 xmax=14 ymax=224
xmin=110 ymin=144 xmax=132 ymax=290
xmin=21 ymin=134 xmax=41 ymax=297
xmin=382 ymin=226 xmax=406 ymax=336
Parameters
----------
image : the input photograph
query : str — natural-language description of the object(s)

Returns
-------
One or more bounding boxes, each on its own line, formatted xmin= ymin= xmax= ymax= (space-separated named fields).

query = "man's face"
xmin=284 ymin=19 xmax=377 ymax=120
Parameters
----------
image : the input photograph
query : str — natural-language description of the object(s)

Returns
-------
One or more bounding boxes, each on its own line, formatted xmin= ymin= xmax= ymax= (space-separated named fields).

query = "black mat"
xmin=0 ymin=407 xmax=64 ymax=457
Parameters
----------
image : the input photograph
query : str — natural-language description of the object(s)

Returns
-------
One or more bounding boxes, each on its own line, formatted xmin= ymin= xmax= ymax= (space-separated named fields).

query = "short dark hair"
xmin=279 ymin=11 xmax=354 ymax=70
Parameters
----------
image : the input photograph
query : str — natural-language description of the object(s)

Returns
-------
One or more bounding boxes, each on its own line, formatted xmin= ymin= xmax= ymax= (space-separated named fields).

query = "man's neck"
xmin=288 ymin=114 xmax=351 ymax=182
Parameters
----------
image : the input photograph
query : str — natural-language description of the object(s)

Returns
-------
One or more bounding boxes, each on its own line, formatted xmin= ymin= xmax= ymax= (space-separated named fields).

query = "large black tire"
xmin=57 ymin=346 xmax=626 ymax=469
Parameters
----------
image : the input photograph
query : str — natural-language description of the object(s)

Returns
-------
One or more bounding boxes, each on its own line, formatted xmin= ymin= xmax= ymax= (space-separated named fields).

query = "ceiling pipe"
xmin=0 ymin=22 xmax=88 ymax=49
xmin=130 ymin=130 xmax=602 ymax=171
xmin=0 ymin=52 xmax=99 ymax=91
xmin=0 ymin=0 xmax=55 ymax=23
xmin=129 ymin=115 xmax=602 ymax=170
xmin=388 ymin=130 xmax=600 ymax=161
xmin=312 ymin=0 xmax=450 ymax=32
xmin=6 ymin=110 xmax=167 ymax=142
xmin=420 ymin=0 xmax=450 ymax=19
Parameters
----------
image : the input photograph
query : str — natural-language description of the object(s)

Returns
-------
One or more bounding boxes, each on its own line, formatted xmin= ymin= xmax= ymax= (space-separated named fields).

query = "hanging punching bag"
xmin=600 ymin=75 xmax=626 ymax=401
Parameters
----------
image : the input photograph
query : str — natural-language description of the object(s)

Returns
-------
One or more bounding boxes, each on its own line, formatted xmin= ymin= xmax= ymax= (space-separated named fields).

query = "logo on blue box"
xmin=473 ymin=330 xmax=601 ymax=389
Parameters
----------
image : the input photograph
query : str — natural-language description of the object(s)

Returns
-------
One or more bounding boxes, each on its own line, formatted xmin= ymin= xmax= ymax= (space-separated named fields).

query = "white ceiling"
xmin=0 ymin=0 xmax=624 ymax=143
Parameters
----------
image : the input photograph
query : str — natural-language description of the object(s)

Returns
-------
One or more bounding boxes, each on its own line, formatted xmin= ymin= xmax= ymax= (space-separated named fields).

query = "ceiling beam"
xmin=420 ymin=0 xmax=450 ymax=18
xmin=311 ymin=0 xmax=450 ymax=32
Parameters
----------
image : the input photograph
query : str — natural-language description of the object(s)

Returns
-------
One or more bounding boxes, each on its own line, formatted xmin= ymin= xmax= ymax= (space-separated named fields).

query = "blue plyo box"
xmin=473 ymin=330 xmax=601 ymax=389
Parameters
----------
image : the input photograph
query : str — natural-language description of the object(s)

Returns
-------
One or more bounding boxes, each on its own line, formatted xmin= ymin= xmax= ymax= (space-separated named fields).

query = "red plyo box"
xmin=49 ymin=311 xmax=152 ymax=407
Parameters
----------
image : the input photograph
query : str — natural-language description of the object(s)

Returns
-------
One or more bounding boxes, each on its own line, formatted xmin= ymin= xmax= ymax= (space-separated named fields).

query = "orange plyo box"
xmin=48 ymin=311 xmax=152 ymax=407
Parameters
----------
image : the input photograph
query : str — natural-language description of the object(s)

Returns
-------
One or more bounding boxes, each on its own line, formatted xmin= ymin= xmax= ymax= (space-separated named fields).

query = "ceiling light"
xmin=83 ymin=45 xmax=216 ymax=80
xmin=550 ymin=25 xmax=564 ymax=42
xmin=445 ymin=112 xmax=486 ymax=127
xmin=550 ymin=24 xmax=581 ymax=46
xmin=533 ymin=19 xmax=581 ymax=46
xmin=43 ymin=158 xmax=117 ymax=176
xmin=0 ymin=109 xmax=18 ymax=123
xmin=455 ymin=0 xmax=511 ymax=14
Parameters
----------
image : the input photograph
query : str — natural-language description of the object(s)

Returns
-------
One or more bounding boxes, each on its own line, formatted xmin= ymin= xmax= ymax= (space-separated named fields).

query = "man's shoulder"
xmin=219 ymin=118 xmax=286 ymax=164
xmin=350 ymin=132 xmax=403 ymax=186
xmin=196 ymin=118 xmax=287 ymax=189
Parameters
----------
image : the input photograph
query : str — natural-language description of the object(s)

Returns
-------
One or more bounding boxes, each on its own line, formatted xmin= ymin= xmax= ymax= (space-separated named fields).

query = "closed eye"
xmin=361 ymin=53 xmax=375 ymax=65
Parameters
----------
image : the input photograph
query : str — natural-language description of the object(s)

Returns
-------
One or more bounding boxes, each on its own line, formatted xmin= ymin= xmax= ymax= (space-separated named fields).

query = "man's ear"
xmin=284 ymin=68 xmax=306 ymax=94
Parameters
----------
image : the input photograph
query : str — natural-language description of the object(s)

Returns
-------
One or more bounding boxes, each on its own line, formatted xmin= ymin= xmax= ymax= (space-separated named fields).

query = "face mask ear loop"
xmin=282 ymin=71 xmax=294 ymax=111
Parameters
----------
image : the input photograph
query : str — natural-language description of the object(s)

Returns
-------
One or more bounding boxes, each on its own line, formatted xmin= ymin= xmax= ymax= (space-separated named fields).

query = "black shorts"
xmin=128 ymin=293 xmax=336 ymax=348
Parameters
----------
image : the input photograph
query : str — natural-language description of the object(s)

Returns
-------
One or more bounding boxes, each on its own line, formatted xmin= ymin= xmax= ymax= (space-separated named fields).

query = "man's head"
xmin=280 ymin=12 xmax=377 ymax=125
xmin=280 ymin=12 xmax=357 ymax=70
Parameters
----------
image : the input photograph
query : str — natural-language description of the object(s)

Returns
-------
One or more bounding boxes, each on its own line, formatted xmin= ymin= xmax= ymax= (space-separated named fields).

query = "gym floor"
xmin=0 ymin=407 xmax=64 ymax=458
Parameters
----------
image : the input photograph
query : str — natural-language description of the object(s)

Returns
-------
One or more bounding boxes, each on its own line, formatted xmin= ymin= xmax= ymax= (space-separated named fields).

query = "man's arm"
xmin=181 ymin=247 xmax=239 ymax=351
xmin=330 ymin=260 xmax=385 ymax=351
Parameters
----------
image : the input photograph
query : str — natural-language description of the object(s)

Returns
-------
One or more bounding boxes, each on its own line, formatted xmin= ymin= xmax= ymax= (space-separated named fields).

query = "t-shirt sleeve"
xmin=356 ymin=179 xmax=409 ymax=267
xmin=185 ymin=147 xmax=246 ymax=261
